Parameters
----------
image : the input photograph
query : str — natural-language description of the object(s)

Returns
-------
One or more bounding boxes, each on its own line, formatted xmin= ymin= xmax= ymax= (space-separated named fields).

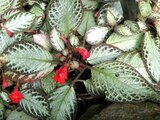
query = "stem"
xmin=71 ymin=68 xmax=85 ymax=86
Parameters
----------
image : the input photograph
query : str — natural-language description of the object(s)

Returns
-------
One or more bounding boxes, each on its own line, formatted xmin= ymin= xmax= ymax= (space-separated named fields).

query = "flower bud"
xmin=60 ymin=56 xmax=66 ymax=62
xmin=33 ymin=33 xmax=52 ymax=51
xmin=62 ymin=49 xmax=69 ymax=56
xmin=70 ymin=61 xmax=79 ymax=69
xmin=69 ymin=35 xmax=79 ymax=47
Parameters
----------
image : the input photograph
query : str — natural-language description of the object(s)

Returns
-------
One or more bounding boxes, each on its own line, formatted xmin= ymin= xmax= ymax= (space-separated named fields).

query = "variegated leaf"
xmin=50 ymin=28 xmax=65 ymax=51
xmin=87 ymin=44 xmax=123 ymax=65
xmin=41 ymin=72 xmax=57 ymax=94
xmin=11 ymin=0 xmax=22 ymax=9
xmin=69 ymin=34 xmax=79 ymax=47
xmin=86 ymin=26 xmax=111 ymax=45
xmin=142 ymin=32 xmax=160 ymax=83
xmin=92 ymin=61 xmax=154 ymax=102
xmin=0 ymin=99 xmax=4 ymax=120
xmin=3 ymin=41 xmax=55 ymax=74
xmin=117 ymin=51 xmax=154 ymax=85
xmin=106 ymin=10 xmax=117 ymax=26
xmin=106 ymin=32 xmax=143 ymax=51
xmin=0 ymin=32 xmax=22 ymax=55
xmin=137 ymin=21 xmax=148 ymax=32
xmin=48 ymin=0 xmax=83 ymax=36
xmin=49 ymin=85 xmax=77 ymax=120
xmin=0 ymin=0 xmax=14 ymax=16
xmin=115 ymin=24 xmax=133 ymax=36
xmin=19 ymin=89 xmax=50 ymax=117
xmin=124 ymin=20 xmax=140 ymax=33
xmin=1 ymin=9 xmax=21 ymax=21
xmin=138 ymin=1 xmax=151 ymax=18
xmin=3 ymin=12 xmax=35 ymax=33
xmin=30 ymin=5 xmax=45 ymax=30
xmin=81 ymin=0 xmax=99 ymax=10
xmin=5 ymin=65 xmax=54 ymax=83
xmin=6 ymin=110 xmax=38 ymax=120
xmin=84 ymin=79 xmax=104 ymax=98
xmin=77 ymin=11 xmax=96 ymax=36
xmin=97 ymin=1 xmax=123 ymax=26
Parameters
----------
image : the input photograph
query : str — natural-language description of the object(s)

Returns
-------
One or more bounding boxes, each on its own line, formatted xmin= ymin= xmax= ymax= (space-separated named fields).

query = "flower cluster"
xmin=9 ymin=86 xmax=23 ymax=104
xmin=53 ymin=66 xmax=68 ymax=84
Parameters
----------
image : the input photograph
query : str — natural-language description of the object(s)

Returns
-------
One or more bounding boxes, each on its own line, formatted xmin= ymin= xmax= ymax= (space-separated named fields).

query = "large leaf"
xmin=49 ymin=85 xmax=77 ymax=120
xmin=142 ymin=32 xmax=160 ymax=83
xmin=106 ymin=32 xmax=143 ymax=51
xmin=3 ymin=41 xmax=55 ymax=74
xmin=86 ymin=26 xmax=111 ymax=45
xmin=87 ymin=44 xmax=123 ymax=65
xmin=138 ymin=1 xmax=151 ymax=18
xmin=0 ymin=32 xmax=22 ymax=55
xmin=117 ymin=51 xmax=154 ymax=85
xmin=6 ymin=110 xmax=38 ymax=120
xmin=84 ymin=79 xmax=104 ymax=98
xmin=77 ymin=11 xmax=96 ymax=36
xmin=2 ymin=12 xmax=35 ymax=33
xmin=91 ymin=61 xmax=154 ymax=102
xmin=0 ymin=0 xmax=13 ymax=16
xmin=19 ymin=89 xmax=50 ymax=118
xmin=50 ymin=28 xmax=65 ymax=51
xmin=48 ymin=0 xmax=83 ymax=36
xmin=41 ymin=72 xmax=57 ymax=94
xmin=0 ymin=100 xmax=4 ymax=120
xmin=81 ymin=0 xmax=99 ymax=10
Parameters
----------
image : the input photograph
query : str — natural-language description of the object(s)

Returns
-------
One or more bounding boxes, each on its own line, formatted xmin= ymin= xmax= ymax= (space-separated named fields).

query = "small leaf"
xmin=86 ymin=26 xmax=111 ymax=45
xmin=19 ymin=89 xmax=50 ymax=118
xmin=138 ymin=1 xmax=151 ymax=17
xmin=1 ymin=9 xmax=21 ymax=21
xmin=106 ymin=10 xmax=117 ymax=26
xmin=48 ymin=0 xmax=83 ymax=36
xmin=3 ymin=41 xmax=55 ymax=74
xmin=0 ymin=32 xmax=22 ymax=55
xmin=77 ymin=11 xmax=96 ymax=36
xmin=106 ymin=32 xmax=143 ymax=51
xmin=49 ymin=85 xmax=77 ymax=120
xmin=87 ymin=44 xmax=123 ymax=65
xmin=142 ymin=32 xmax=160 ymax=83
xmin=115 ymin=24 xmax=133 ymax=36
xmin=0 ymin=0 xmax=14 ymax=16
xmin=3 ymin=12 xmax=35 ymax=33
xmin=124 ymin=20 xmax=140 ymax=33
xmin=84 ymin=79 xmax=104 ymax=98
xmin=41 ymin=72 xmax=57 ymax=94
xmin=0 ymin=99 xmax=4 ymax=120
xmin=117 ymin=51 xmax=154 ymax=85
xmin=50 ymin=28 xmax=65 ymax=51
xmin=92 ymin=61 xmax=154 ymax=102
xmin=6 ymin=110 xmax=38 ymax=120
xmin=69 ymin=34 xmax=79 ymax=47
xmin=81 ymin=0 xmax=99 ymax=10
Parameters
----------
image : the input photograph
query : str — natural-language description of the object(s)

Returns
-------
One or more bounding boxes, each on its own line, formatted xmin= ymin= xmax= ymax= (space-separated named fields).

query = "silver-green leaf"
xmin=19 ymin=89 xmax=50 ymax=118
xmin=142 ymin=32 xmax=160 ymax=83
xmin=49 ymin=85 xmax=77 ymax=120
xmin=48 ymin=0 xmax=83 ymax=36
xmin=3 ymin=41 xmax=55 ymax=74
xmin=91 ymin=61 xmax=154 ymax=102
xmin=87 ymin=44 xmax=123 ymax=65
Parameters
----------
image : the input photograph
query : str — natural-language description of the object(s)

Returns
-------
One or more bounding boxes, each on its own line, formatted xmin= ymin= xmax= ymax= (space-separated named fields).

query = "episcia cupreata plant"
xmin=0 ymin=0 xmax=160 ymax=120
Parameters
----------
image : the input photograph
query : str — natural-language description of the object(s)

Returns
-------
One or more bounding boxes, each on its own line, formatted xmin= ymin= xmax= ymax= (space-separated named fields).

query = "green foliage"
xmin=19 ymin=89 xmax=50 ymax=118
xmin=49 ymin=85 xmax=77 ymax=120
xmin=0 ymin=100 xmax=4 ymax=120
xmin=91 ymin=61 xmax=154 ymax=102
xmin=48 ymin=0 xmax=83 ymax=36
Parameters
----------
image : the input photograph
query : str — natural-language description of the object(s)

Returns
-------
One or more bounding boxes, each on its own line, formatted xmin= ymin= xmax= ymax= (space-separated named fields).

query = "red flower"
xmin=9 ymin=86 xmax=23 ymax=104
xmin=75 ymin=48 xmax=90 ymax=60
xmin=2 ymin=74 xmax=8 ymax=88
xmin=53 ymin=66 xmax=68 ymax=84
